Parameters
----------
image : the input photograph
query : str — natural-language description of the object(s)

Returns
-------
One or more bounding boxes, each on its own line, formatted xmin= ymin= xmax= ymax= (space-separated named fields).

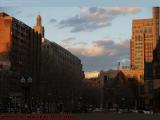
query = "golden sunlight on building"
xmin=84 ymin=71 xmax=100 ymax=79
xmin=130 ymin=7 xmax=160 ymax=70
xmin=121 ymin=69 xmax=144 ymax=83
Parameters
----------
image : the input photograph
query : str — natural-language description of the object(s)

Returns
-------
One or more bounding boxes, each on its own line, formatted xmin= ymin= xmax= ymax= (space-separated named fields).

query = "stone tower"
xmin=34 ymin=15 xmax=45 ymax=38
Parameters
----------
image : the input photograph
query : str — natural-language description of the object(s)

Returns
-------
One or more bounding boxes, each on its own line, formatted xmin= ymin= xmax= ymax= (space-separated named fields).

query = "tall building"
xmin=153 ymin=8 xmax=160 ymax=80
xmin=33 ymin=14 xmax=84 ymax=112
xmin=0 ymin=12 xmax=41 ymax=76
xmin=0 ymin=11 xmax=83 ymax=113
xmin=0 ymin=12 xmax=41 ymax=108
xmin=149 ymin=7 xmax=160 ymax=111
xmin=132 ymin=7 xmax=160 ymax=110
xmin=40 ymin=39 xmax=84 ymax=112
xmin=130 ymin=7 xmax=160 ymax=70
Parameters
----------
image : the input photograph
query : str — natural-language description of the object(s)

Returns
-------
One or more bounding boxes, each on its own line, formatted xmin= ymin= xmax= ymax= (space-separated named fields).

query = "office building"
xmin=130 ymin=7 xmax=160 ymax=70
xmin=0 ymin=12 xmax=41 ymax=111
xmin=33 ymin=14 xmax=84 ymax=112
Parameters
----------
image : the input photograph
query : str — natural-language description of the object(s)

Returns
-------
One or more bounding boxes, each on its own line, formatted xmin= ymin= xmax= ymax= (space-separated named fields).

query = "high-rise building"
xmin=40 ymin=38 xmax=84 ymax=112
xmin=0 ymin=11 xmax=84 ymax=112
xmin=0 ymin=12 xmax=41 ymax=106
xmin=153 ymin=7 xmax=160 ymax=79
xmin=149 ymin=7 xmax=160 ymax=110
xmin=0 ymin=12 xmax=41 ymax=76
xmin=33 ymin=14 xmax=84 ymax=112
xmin=131 ymin=7 xmax=160 ymax=110
xmin=130 ymin=7 xmax=160 ymax=70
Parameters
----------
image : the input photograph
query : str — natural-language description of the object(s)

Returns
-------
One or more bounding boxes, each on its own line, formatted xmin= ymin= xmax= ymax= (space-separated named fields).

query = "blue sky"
xmin=0 ymin=0 xmax=159 ymax=7
xmin=0 ymin=1 xmax=160 ymax=71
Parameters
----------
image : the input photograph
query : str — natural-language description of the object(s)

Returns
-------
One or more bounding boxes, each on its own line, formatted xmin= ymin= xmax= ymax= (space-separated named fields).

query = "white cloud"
xmin=59 ymin=7 xmax=141 ymax=32
xmin=65 ymin=38 xmax=130 ymax=71
xmin=111 ymin=7 xmax=141 ymax=14
xmin=49 ymin=18 xmax=57 ymax=23
xmin=61 ymin=36 xmax=76 ymax=43
xmin=73 ymin=42 xmax=87 ymax=46
xmin=68 ymin=38 xmax=129 ymax=57
xmin=69 ymin=46 xmax=104 ymax=57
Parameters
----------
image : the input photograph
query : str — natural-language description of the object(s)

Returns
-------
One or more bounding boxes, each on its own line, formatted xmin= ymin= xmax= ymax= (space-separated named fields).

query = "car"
xmin=143 ymin=110 xmax=153 ymax=114
xmin=93 ymin=108 xmax=104 ymax=112
xmin=131 ymin=109 xmax=138 ymax=113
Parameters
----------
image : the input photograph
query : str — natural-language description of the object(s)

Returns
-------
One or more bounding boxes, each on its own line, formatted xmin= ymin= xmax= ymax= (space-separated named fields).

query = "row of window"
xmin=133 ymin=26 xmax=152 ymax=34
xmin=133 ymin=23 xmax=152 ymax=29
xmin=144 ymin=34 xmax=153 ymax=38
xmin=13 ymin=20 xmax=30 ymax=33
xmin=44 ymin=44 xmax=80 ymax=65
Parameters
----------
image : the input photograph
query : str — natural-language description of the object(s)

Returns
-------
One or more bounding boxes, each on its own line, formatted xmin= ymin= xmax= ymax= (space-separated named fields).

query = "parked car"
xmin=93 ymin=108 xmax=104 ymax=112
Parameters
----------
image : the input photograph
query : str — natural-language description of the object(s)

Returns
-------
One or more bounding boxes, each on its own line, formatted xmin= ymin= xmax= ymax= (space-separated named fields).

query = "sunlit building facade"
xmin=130 ymin=19 xmax=153 ymax=69
xmin=130 ymin=7 xmax=160 ymax=70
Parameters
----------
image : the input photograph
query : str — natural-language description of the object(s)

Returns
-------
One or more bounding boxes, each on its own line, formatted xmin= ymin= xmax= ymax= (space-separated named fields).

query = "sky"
xmin=0 ymin=0 xmax=160 ymax=71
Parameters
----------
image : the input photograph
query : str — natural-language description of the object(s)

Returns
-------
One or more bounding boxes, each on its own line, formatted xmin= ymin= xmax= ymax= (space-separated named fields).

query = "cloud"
xmin=11 ymin=10 xmax=22 ymax=15
xmin=93 ymin=39 xmax=114 ymax=47
xmin=49 ymin=18 xmax=57 ymax=23
xmin=69 ymin=38 xmax=129 ymax=57
xmin=61 ymin=36 xmax=76 ymax=43
xmin=69 ymin=46 xmax=104 ymax=57
xmin=66 ymin=38 xmax=130 ymax=71
xmin=73 ymin=42 xmax=87 ymax=46
xmin=59 ymin=7 xmax=141 ymax=32
xmin=110 ymin=7 xmax=141 ymax=14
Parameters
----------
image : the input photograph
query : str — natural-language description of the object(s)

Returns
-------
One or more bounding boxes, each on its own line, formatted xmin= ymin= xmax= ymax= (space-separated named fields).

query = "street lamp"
xmin=20 ymin=76 xmax=32 ymax=113
xmin=20 ymin=77 xmax=25 ymax=84
xmin=27 ymin=77 xmax=32 ymax=83
xmin=47 ymin=93 xmax=52 ymax=113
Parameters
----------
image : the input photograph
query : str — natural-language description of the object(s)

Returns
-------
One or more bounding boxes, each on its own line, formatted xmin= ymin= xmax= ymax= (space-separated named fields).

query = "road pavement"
xmin=75 ymin=113 xmax=160 ymax=120
xmin=0 ymin=113 xmax=160 ymax=120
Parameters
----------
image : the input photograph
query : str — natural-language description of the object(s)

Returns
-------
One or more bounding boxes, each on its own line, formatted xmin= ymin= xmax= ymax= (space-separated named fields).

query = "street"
xmin=0 ymin=113 xmax=160 ymax=120
xmin=75 ymin=113 xmax=160 ymax=120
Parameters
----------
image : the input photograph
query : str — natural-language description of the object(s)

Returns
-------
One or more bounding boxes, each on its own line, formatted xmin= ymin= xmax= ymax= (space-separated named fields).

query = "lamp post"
xmin=47 ymin=93 xmax=52 ymax=113
xmin=20 ymin=76 xmax=32 ymax=113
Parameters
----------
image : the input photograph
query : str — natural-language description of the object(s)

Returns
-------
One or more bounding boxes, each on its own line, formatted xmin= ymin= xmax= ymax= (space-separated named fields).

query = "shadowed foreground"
xmin=75 ymin=113 xmax=160 ymax=120
xmin=0 ymin=113 xmax=160 ymax=120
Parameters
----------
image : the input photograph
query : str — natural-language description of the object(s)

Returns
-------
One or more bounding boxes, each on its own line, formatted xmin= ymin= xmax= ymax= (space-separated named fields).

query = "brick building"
xmin=130 ymin=7 xmax=160 ymax=71
xmin=130 ymin=7 xmax=160 ymax=111
xmin=0 ymin=12 xmax=41 ymax=111
xmin=98 ymin=70 xmax=127 ymax=109
xmin=130 ymin=19 xmax=153 ymax=69
xmin=98 ymin=69 xmax=144 ymax=110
